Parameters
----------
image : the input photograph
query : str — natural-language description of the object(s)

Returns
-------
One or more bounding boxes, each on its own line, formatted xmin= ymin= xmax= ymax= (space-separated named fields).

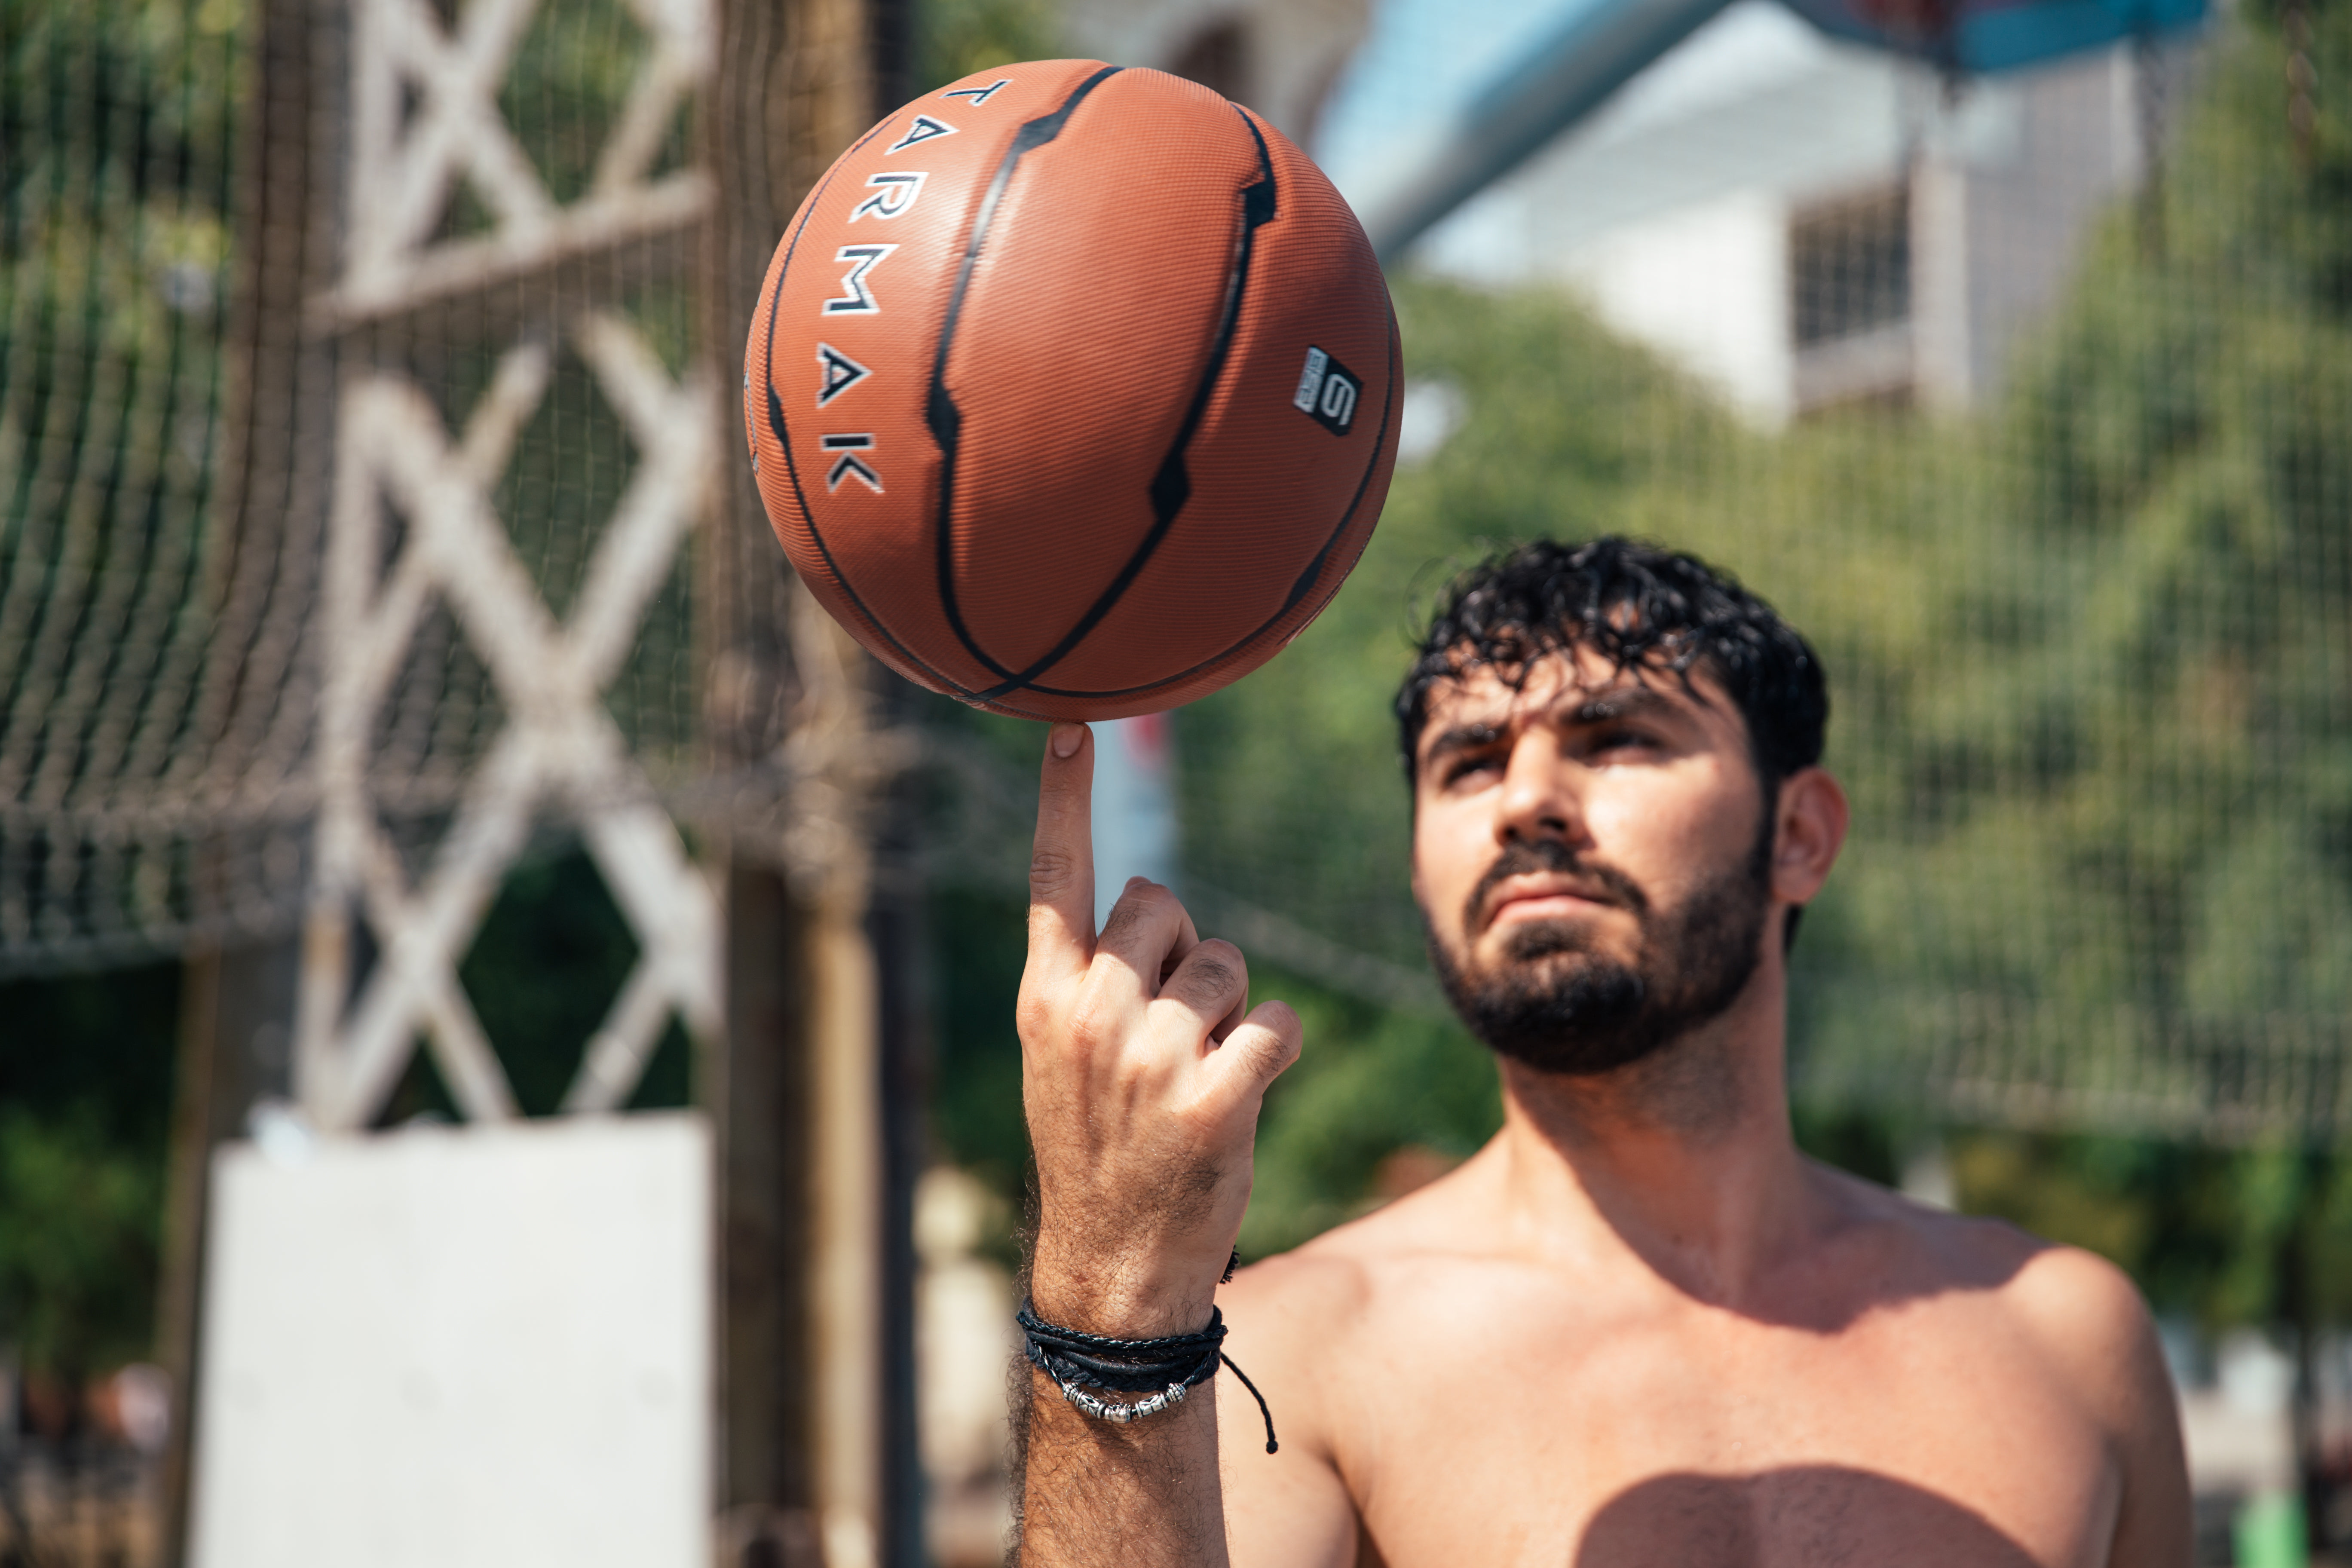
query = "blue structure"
xmin=1781 ymin=0 xmax=2205 ymax=72
xmin=1348 ymin=0 xmax=2208 ymax=261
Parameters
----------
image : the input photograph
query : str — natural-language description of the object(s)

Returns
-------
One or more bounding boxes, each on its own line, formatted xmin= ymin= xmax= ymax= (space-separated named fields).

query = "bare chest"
xmin=1337 ymin=1305 xmax=2119 ymax=1568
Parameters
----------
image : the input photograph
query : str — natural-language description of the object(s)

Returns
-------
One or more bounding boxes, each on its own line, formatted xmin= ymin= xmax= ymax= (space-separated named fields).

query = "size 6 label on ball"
xmin=1292 ymin=346 xmax=1360 ymax=435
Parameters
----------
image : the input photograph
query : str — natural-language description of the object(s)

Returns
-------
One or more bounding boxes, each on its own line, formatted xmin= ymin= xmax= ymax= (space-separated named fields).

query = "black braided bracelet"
xmin=1018 ymin=1298 xmax=1280 ymax=1454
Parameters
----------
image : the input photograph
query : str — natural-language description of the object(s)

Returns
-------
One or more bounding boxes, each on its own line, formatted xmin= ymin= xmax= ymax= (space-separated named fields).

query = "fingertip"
xmin=1049 ymin=722 xmax=1087 ymax=760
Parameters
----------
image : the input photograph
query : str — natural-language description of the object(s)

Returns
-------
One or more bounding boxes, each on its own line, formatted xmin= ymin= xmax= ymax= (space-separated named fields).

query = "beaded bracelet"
xmin=1018 ymin=1299 xmax=1280 ymax=1453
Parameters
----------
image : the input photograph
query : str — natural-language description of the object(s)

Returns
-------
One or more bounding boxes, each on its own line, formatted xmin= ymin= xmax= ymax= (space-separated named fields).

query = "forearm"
xmin=1015 ymin=1363 xmax=1228 ymax=1567
xmin=1009 ymin=723 xmax=1301 ymax=1567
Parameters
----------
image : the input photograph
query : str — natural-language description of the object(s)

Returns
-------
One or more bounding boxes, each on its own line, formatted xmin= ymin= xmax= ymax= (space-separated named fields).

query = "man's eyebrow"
xmin=1560 ymin=684 xmax=1683 ymax=725
xmin=1419 ymin=721 xmax=1503 ymax=768
xmin=1418 ymin=683 xmax=1701 ymax=770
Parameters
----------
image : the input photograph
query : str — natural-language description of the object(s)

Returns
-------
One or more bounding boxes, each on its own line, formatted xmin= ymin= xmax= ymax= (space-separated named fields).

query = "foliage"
xmin=1947 ymin=1133 xmax=2352 ymax=1333
xmin=916 ymin=0 xmax=1062 ymax=93
xmin=0 ymin=1105 xmax=160 ymax=1378
xmin=456 ymin=846 xmax=693 ymax=1117
xmin=369 ymin=845 xmax=695 ymax=1124
xmin=0 ymin=962 xmax=178 ymax=1375
xmin=1 ymin=0 xmax=242 ymax=731
xmin=925 ymin=882 xmax=1031 ymax=1205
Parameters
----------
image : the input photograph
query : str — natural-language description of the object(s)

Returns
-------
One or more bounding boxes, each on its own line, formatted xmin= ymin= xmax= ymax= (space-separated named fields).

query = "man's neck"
xmin=1490 ymin=971 xmax=1819 ymax=1310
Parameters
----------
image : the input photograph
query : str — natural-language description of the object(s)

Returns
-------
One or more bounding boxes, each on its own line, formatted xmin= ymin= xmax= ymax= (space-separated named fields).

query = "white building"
xmin=1372 ymin=0 xmax=2183 ymax=423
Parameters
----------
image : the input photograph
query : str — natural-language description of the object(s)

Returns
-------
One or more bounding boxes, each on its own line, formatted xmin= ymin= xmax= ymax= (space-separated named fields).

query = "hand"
xmin=1018 ymin=722 xmax=1303 ymax=1339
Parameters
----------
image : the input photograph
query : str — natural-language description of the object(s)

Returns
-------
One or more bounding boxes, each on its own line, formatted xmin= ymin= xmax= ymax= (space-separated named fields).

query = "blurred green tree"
xmin=916 ymin=0 xmax=1061 ymax=92
xmin=0 ymin=1106 xmax=162 ymax=1381
xmin=0 ymin=965 xmax=178 ymax=1378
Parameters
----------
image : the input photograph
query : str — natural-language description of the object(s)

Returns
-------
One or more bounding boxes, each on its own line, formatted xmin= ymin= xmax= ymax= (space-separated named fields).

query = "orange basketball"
xmin=744 ymin=60 xmax=1400 ymax=722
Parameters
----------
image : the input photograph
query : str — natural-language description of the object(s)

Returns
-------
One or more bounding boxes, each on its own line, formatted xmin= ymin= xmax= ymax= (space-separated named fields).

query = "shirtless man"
xmin=1012 ymin=537 xmax=2192 ymax=1566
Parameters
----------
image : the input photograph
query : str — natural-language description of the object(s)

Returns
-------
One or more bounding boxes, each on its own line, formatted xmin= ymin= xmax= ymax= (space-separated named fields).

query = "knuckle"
xmin=1014 ymin=989 xmax=1057 ymax=1040
xmin=1097 ymin=881 xmax=1175 ymax=948
xmin=1186 ymin=956 xmax=1241 ymax=1001
xmin=1096 ymin=899 xmax=1145 ymax=948
xmin=1065 ymin=989 xmax=1121 ymax=1051
xmin=1236 ymin=1016 xmax=1299 ymax=1074
xmin=1193 ymin=938 xmax=1246 ymax=985
xmin=1028 ymin=848 xmax=1079 ymax=897
xmin=1165 ymin=942 xmax=1243 ymax=1006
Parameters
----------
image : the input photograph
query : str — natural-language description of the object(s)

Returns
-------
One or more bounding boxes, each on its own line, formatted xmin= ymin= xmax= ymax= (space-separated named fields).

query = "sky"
xmin=1308 ymin=0 xmax=1848 ymax=215
xmin=1312 ymin=0 xmax=1592 ymax=192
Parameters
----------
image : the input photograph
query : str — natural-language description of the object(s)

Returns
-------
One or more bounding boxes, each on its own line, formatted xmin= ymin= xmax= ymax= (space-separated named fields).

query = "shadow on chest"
xmin=1573 ymin=1466 xmax=2040 ymax=1568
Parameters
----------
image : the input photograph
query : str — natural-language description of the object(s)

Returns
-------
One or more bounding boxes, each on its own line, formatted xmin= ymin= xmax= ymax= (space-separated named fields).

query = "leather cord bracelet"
xmin=1018 ymin=1299 xmax=1280 ymax=1454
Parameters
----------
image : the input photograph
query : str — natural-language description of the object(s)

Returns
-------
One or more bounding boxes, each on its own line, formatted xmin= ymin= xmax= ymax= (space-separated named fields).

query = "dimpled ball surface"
xmin=745 ymin=59 xmax=1400 ymax=722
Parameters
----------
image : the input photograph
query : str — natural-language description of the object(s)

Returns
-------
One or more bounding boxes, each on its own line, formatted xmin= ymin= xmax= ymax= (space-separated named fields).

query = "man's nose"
xmin=1495 ymin=729 xmax=1584 ymax=847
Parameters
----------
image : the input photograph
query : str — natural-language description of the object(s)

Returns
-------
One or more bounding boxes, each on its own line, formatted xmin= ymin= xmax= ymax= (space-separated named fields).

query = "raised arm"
xmin=1014 ymin=722 xmax=1308 ymax=1566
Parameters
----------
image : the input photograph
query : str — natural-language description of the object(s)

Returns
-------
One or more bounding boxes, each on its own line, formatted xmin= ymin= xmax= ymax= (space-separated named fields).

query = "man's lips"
xmin=1481 ymin=875 xmax=1622 ymax=928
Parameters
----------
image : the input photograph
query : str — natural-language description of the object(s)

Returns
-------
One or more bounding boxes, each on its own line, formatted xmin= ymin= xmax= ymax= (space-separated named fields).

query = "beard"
xmin=1424 ymin=815 xmax=1774 ymax=1078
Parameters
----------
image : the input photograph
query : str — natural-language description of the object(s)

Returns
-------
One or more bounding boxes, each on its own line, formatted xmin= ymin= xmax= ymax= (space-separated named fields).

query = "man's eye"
xmin=1443 ymin=754 xmax=1500 ymax=784
xmin=1589 ymin=727 xmax=1655 ymax=754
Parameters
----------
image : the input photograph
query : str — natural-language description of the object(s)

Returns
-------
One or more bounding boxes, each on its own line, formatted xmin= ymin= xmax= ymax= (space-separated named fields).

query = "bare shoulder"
xmin=2001 ymin=1233 xmax=2158 ymax=1341
xmin=1217 ymin=1158 xmax=1502 ymax=1375
xmin=2000 ymin=1231 xmax=2175 ymax=1422
xmin=1217 ymin=1234 xmax=1378 ymax=1349
xmin=1217 ymin=1190 xmax=1434 ymax=1345
xmin=1810 ymin=1162 xmax=2170 ymax=1422
xmin=1903 ymin=1190 xmax=2196 ymax=1563
xmin=1807 ymin=1164 xmax=2192 ymax=1562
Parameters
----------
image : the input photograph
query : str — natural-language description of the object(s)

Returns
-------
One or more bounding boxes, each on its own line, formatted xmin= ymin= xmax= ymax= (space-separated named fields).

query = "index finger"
xmin=1026 ymin=721 xmax=1096 ymax=984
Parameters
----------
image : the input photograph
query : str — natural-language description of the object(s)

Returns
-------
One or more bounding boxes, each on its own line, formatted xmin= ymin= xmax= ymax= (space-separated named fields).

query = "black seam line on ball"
xmin=1003 ymin=289 xmax=1400 ymax=704
xmin=766 ymin=115 xmax=966 ymax=695
xmin=970 ymin=101 xmax=1279 ymax=705
xmin=926 ymin=64 xmax=1126 ymax=688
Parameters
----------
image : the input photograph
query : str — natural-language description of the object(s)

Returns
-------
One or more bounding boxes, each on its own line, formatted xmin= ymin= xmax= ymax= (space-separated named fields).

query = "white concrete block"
xmin=190 ymin=1113 xmax=711 ymax=1568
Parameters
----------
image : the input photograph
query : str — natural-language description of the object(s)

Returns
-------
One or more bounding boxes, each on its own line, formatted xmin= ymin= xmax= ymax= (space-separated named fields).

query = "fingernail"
xmin=1050 ymin=723 xmax=1084 ymax=759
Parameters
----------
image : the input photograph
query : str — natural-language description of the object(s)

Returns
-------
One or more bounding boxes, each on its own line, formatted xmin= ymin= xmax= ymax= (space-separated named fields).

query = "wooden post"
xmin=156 ymin=938 xmax=299 ymax=1568
xmin=869 ymin=675 xmax=931 ymax=1568
xmin=700 ymin=0 xmax=907 ymax=1563
xmin=154 ymin=0 xmax=342 ymax=1553
xmin=712 ymin=863 xmax=818 ymax=1544
xmin=809 ymin=868 xmax=885 ymax=1568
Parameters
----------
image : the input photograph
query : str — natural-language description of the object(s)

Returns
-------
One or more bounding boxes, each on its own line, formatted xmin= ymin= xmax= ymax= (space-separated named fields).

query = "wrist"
xmin=1028 ymin=1243 xmax=1219 ymax=1339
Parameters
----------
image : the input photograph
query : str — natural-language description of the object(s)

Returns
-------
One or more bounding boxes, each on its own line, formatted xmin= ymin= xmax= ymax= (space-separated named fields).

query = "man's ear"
xmin=1771 ymin=767 xmax=1848 ymax=906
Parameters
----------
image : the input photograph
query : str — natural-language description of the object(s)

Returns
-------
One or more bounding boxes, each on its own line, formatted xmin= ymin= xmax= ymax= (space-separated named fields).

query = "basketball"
xmin=744 ymin=60 xmax=1401 ymax=723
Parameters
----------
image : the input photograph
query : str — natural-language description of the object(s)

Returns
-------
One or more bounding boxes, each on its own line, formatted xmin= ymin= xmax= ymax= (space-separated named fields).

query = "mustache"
xmin=1463 ymin=838 xmax=1650 ymax=934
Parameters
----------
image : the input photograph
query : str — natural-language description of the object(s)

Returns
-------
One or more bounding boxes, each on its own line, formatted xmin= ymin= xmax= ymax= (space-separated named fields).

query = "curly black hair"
xmin=1394 ymin=537 xmax=1828 ymax=794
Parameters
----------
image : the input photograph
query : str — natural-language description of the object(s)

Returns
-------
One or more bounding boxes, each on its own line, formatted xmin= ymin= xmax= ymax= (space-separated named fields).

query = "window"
xmin=1791 ymin=184 xmax=1911 ymax=348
